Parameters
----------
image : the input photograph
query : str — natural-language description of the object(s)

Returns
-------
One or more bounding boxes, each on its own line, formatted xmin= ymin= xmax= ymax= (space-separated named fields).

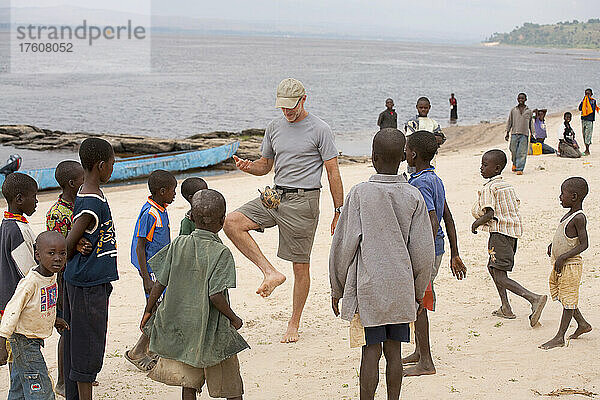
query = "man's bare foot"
xmin=529 ymin=295 xmax=548 ymax=327
xmin=492 ymin=307 xmax=516 ymax=319
xmin=256 ymin=271 xmax=286 ymax=297
xmin=281 ymin=323 xmax=299 ymax=343
xmin=403 ymin=363 xmax=436 ymax=377
xmin=401 ymin=352 xmax=420 ymax=365
xmin=568 ymin=323 xmax=592 ymax=340
xmin=539 ymin=337 xmax=565 ymax=350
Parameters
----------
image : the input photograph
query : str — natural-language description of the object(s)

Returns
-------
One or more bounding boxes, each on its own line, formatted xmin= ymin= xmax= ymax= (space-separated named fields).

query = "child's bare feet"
xmin=281 ymin=322 xmax=299 ymax=343
xmin=529 ymin=295 xmax=547 ymax=327
xmin=403 ymin=363 xmax=436 ymax=377
xmin=539 ymin=336 xmax=565 ymax=350
xmin=256 ymin=271 xmax=286 ymax=297
xmin=401 ymin=351 xmax=420 ymax=365
xmin=492 ymin=307 xmax=516 ymax=319
xmin=568 ymin=323 xmax=592 ymax=340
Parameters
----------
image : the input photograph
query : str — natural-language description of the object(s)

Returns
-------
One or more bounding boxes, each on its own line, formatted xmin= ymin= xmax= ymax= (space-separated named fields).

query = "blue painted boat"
xmin=0 ymin=142 xmax=239 ymax=191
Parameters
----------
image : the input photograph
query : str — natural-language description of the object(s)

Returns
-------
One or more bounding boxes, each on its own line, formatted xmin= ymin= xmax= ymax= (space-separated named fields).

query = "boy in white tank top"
xmin=539 ymin=177 xmax=592 ymax=350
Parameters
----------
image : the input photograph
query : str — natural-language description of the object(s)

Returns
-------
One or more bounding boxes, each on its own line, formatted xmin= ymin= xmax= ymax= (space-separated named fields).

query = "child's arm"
xmin=209 ymin=291 xmax=243 ymax=330
xmin=471 ymin=207 xmax=494 ymax=234
xmin=136 ymin=237 xmax=154 ymax=295
xmin=408 ymin=198 xmax=436 ymax=302
xmin=443 ymin=202 xmax=466 ymax=280
xmin=66 ymin=214 xmax=94 ymax=259
xmin=554 ymin=214 xmax=588 ymax=273
xmin=329 ymin=193 xmax=360 ymax=314
xmin=140 ymin=281 xmax=166 ymax=331
xmin=0 ymin=337 xmax=8 ymax=365
xmin=427 ymin=210 xmax=439 ymax=238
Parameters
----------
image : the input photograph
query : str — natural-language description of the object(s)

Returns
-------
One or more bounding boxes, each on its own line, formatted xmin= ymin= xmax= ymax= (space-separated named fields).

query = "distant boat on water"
xmin=0 ymin=142 xmax=239 ymax=191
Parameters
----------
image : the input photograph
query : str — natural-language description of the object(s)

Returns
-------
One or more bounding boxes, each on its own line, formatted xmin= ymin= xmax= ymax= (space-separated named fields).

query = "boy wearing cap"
xmin=225 ymin=78 xmax=344 ymax=343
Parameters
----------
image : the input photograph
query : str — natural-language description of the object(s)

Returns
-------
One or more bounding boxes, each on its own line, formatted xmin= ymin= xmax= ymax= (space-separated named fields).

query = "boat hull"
xmin=0 ymin=142 xmax=239 ymax=191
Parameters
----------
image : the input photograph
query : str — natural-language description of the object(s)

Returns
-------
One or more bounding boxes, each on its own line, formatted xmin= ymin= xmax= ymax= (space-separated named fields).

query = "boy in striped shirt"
xmin=471 ymin=150 xmax=547 ymax=326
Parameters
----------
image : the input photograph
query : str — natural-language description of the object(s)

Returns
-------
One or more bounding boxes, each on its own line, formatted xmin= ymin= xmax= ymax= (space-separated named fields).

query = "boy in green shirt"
xmin=141 ymin=189 xmax=248 ymax=400
xmin=179 ymin=177 xmax=207 ymax=235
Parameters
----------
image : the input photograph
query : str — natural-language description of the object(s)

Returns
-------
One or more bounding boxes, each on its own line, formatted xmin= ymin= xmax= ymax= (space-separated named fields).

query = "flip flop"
xmin=492 ymin=308 xmax=516 ymax=319
xmin=125 ymin=350 xmax=158 ymax=372
xmin=529 ymin=295 xmax=548 ymax=327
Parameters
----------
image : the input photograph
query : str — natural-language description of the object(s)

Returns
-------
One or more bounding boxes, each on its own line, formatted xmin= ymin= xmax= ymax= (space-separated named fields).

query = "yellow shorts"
xmin=549 ymin=261 xmax=583 ymax=309
xmin=349 ymin=314 xmax=366 ymax=348
xmin=148 ymin=355 xmax=243 ymax=398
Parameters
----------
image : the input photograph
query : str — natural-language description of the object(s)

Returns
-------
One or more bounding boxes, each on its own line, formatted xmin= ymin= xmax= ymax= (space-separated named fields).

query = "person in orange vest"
xmin=578 ymin=88 xmax=599 ymax=156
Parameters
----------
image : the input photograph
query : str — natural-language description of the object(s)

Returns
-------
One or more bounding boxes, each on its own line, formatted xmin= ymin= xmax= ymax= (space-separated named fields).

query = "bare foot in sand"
xmin=539 ymin=337 xmax=565 ymax=350
xmin=403 ymin=364 xmax=436 ymax=377
xmin=529 ymin=295 xmax=548 ymax=327
xmin=256 ymin=271 xmax=286 ymax=297
xmin=281 ymin=323 xmax=299 ymax=343
xmin=402 ymin=351 xmax=420 ymax=365
xmin=492 ymin=307 xmax=516 ymax=319
xmin=568 ymin=323 xmax=592 ymax=340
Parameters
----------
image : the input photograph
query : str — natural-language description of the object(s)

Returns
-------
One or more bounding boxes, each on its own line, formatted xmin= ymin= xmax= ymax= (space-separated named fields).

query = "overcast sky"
xmin=12 ymin=0 xmax=600 ymax=41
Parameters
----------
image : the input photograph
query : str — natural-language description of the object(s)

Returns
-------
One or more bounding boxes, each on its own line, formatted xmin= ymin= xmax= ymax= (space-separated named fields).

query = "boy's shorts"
xmin=487 ymin=233 xmax=518 ymax=272
xmin=148 ymin=355 xmax=244 ymax=398
xmin=582 ymin=120 xmax=594 ymax=145
xmin=64 ymin=281 xmax=112 ymax=383
xmin=236 ymin=189 xmax=320 ymax=264
xmin=8 ymin=333 xmax=54 ymax=400
xmin=423 ymin=254 xmax=443 ymax=312
xmin=350 ymin=314 xmax=410 ymax=347
xmin=549 ymin=259 xmax=583 ymax=309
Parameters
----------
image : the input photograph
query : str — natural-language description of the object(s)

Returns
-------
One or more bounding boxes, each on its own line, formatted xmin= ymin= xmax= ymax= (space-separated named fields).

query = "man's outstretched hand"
xmin=331 ymin=297 xmax=340 ymax=317
xmin=233 ymin=155 xmax=253 ymax=173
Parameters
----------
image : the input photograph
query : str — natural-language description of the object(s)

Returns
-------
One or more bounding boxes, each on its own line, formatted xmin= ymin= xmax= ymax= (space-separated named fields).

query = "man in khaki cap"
xmin=225 ymin=78 xmax=344 ymax=343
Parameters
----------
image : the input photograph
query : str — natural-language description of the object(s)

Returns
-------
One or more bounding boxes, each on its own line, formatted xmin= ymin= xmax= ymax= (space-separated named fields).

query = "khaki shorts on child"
xmin=148 ymin=355 xmax=243 ymax=398
xmin=549 ymin=259 xmax=583 ymax=309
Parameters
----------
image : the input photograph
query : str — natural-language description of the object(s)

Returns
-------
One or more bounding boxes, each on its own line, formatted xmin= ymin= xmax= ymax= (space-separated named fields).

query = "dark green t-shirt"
xmin=145 ymin=229 xmax=249 ymax=368
xmin=179 ymin=214 xmax=195 ymax=235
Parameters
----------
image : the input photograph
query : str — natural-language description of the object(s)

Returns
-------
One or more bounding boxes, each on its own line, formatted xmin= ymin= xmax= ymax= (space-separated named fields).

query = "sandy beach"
xmin=1 ymin=111 xmax=599 ymax=399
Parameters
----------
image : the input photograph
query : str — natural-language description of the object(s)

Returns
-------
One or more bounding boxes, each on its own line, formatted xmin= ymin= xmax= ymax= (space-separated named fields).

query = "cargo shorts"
xmin=236 ymin=189 xmax=320 ymax=263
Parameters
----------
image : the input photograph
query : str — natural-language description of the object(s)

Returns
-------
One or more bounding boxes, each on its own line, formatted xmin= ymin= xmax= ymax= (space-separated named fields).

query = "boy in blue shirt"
xmin=403 ymin=130 xmax=467 ymax=377
xmin=65 ymin=138 xmax=118 ymax=400
xmin=126 ymin=169 xmax=176 ymax=371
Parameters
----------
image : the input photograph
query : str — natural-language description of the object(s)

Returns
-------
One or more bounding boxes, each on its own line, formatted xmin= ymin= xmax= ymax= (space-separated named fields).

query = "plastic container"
xmin=531 ymin=142 xmax=542 ymax=156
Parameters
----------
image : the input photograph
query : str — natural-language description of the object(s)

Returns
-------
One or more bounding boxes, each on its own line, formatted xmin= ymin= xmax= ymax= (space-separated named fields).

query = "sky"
xmin=10 ymin=0 xmax=600 ymax=41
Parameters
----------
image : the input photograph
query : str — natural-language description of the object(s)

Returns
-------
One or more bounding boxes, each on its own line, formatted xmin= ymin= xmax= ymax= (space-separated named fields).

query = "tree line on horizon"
xmin=486 ymin=19 xmax=600 ymax=49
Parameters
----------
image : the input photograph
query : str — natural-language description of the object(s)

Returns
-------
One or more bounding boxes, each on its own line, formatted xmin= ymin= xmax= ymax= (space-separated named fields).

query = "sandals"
xmin=125 ymin=350 xmax=158 ymax=372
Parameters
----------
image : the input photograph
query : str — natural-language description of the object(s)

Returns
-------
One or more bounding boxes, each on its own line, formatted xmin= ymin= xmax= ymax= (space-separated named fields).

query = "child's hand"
xmin=0 ymin=344 xmax=7 ymax=366
xmin=76 ymin=238 xmax=92 ymax=256
xmin=547 ymin=244 xmax=552 ymax=257
xmin=471 ymin=222 xmax=479 ymax=234
xmin=55 ymin=318 xmax=69 ymax=332
xmin=505 ymin=132 xmax=510 ymax=141
xmin=554 ymin=256 xmax=566 ymax=274
xmin=231 ymin=316 xmax=243 ymax=330
xmin=140 ymin=311 xmax=152 ymax=332
xmin=331 ymin=297 xmax=340 ymax=317
xmin=450 ymin=255 xmax=467 ymax=280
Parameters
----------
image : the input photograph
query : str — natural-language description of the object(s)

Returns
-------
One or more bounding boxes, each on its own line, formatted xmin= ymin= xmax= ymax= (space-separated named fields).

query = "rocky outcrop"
xmin=0 ymin=125 xmax=369 ymax=166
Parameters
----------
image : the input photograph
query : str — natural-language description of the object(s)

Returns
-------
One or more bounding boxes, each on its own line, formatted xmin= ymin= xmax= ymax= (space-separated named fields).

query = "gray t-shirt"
xmin=261 ymin=113 xmax=338 ymax=189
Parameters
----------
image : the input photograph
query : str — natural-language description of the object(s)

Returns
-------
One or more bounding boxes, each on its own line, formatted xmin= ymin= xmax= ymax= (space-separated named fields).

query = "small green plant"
xmin=494 ymin=322 xmax=503 ymax=328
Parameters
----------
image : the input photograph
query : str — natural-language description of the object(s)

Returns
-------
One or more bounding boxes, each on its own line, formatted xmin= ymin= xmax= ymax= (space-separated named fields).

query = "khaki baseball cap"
xmin=275 ymin=78 xmax=306 ymax=108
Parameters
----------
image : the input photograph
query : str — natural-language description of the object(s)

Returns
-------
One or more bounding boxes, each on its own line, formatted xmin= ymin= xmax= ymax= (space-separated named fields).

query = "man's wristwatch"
xmin=334 ymin=206 xmax=343 ymax=214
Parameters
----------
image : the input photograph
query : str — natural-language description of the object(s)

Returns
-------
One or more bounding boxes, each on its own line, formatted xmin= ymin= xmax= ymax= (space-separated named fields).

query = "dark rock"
xmin=22 ymin=132 xmax=47 ymax=141
xmin=188 ymin=131 xmax=236 ymax=140
xmin=240 ymin=128 xmax=265 ymax=137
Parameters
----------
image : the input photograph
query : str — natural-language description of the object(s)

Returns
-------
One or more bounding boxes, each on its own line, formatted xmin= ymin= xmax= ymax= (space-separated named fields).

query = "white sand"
xmin=2 ymin=111 xmax=599 ymax=399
